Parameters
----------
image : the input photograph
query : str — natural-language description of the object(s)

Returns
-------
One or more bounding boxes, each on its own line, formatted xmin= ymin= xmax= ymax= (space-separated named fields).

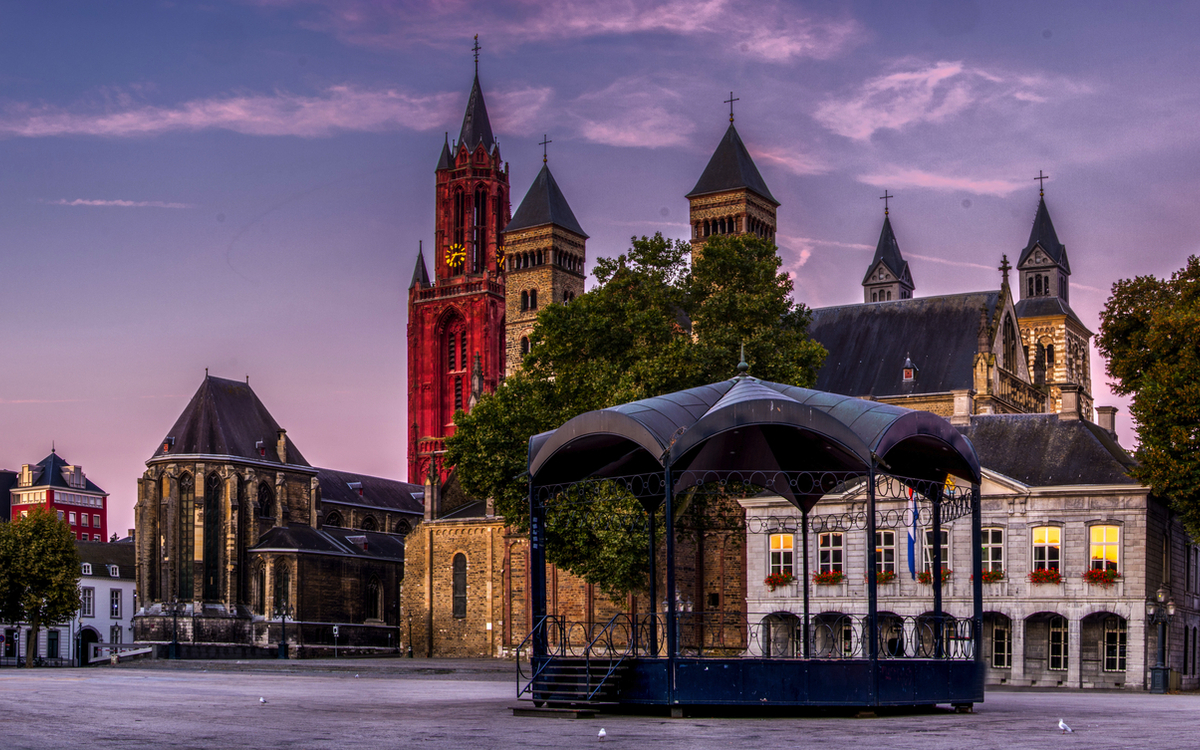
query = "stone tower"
xmin=686 ymin=121 xmax=778 ymax=260
xmin=1013 ymin=190 xmax=1093 ymax=417
xmin=502 ymin=160 xmax=587 ymax=375
xmin=407 ymin=69 xmax=511 ymax=485
xmin=862 ymin=214 xmax=914 ymax=303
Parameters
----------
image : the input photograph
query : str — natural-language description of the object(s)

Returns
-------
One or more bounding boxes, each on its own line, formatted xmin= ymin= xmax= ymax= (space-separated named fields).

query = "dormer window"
xmin=162 ymin=436 xmax=174 ymax=453
xmin=256 ymin=440 xmax=266 ymax=457
xmin=348 ymin=481 xmax=363 ymax=496
xmin=81 ymin=563 xmax=92 ymax=575
xmin=109 ymin=565 xmax=119 ymax=578
xmin=902 ymin=356 xmax=919 ymax=383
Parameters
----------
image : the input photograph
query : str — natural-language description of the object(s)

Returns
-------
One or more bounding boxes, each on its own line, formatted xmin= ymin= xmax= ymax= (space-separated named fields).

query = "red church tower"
xmin=407 ymin=63 xmax=510 ymax=485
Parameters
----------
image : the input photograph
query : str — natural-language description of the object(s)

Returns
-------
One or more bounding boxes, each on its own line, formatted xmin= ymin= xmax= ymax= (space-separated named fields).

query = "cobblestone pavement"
xmin=1 ymin=659 xmax=1197 ymax=749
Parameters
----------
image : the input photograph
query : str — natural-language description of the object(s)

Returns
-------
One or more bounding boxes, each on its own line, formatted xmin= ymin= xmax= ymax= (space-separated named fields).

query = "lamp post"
xmin=170 ymin=598 xmax=180 ymax=660
xmin=276 ymin=604 xmax=292 ymax=659
xmin=1146 ymin=585 xmax=1176 ymax=694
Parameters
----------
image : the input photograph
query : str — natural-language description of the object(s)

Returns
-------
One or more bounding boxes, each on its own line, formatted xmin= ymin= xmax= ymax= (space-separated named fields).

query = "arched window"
xmin=178 ymin=473 xmax=194 ymax=599
xmin=454 ymin=376 xmax=463 ymax=411
xmin=529 ymin=289 xmax=538 ymax=310
xmin=395 ymin=519 xmax=411 ymax=536
xmin=520 ymin=291 xmax=529 ymax=311
xmin=536 ymin=250 xmax=543 ymax=266
xmin=366 ymin=577 xmax=382 ymax=621
xmin=520 ymin=337 xmax=530 ymax=356
xmin=253 ymin=564 xmax=266 ymax=614
xmin=872 ymin=291 xmax=877 ymax=302
xmin=256 ymin=482 xmax=273 ymax=518
xmin=1035 ymin=275 xmax=1042 ymax=296
xmin=361 ymin=516 xmax=378 ymax=532
xmin=473 ymin=185 xmax=487 ymax=273
xmin=273 ymin=561 xmax=290 ymax=615
xmin=1002 ymin=314 xmax=1018 ymax=372
xmin=324 ymin=510 xmax=343 ymax=527
xmin=452 ymin=553 xmax=467 ymax=619
xmin=451 ymin=189 xmax=465 ymax=272
xmin=203 ymin=473 xmax=222 ymax=600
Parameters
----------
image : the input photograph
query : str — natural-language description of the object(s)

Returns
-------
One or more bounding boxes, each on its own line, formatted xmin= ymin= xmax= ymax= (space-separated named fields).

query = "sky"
xmin=2 ymin=1 xmax=1198 ymax=535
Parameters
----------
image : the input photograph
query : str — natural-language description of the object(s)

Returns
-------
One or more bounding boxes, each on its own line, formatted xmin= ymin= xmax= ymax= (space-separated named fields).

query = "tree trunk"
xmin=25 ymin=619 xmax=39 ymax=668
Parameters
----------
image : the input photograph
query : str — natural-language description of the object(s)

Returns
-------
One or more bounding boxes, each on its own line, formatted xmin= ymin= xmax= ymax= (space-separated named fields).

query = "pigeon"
xmin=598 ymin=728 xmax=606 ymax=741
xmin=260 ymin=697 xmax=267 ymax=704
xmin=355 ymin=674 xmax=360 ymax=678
xmin=1059 ymin=719 xmax=1072 ymax=734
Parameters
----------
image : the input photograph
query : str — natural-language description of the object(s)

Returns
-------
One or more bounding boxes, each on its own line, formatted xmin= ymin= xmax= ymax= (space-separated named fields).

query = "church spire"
xmin=686 ymin=123 xmax=778 ymax=206
xmin=505 ymin=162 xmax=587 ymax=238
xmin=862 ymin=210 xmax=914 ymax=303
xmin=409 ymin=241 xmax=430 ymax=290
xmin=436 ymin=132 xmax=452 ymax=171
xmin=457 ymin=72 xmax=495 ymax=153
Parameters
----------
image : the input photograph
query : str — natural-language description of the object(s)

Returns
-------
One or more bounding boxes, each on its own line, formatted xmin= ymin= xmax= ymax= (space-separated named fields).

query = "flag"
xmin=907 ymin=488 xmax=919 ymax=581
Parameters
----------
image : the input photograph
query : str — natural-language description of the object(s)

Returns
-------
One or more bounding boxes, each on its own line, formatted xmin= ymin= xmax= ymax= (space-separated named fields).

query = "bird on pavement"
xmin=1059 ymin=719 xmax=1073 ymax=734
xmin=598 ymin=728 xmax=606 ymax=741
xmin=260 ymin=697 xmax=267 ymax=704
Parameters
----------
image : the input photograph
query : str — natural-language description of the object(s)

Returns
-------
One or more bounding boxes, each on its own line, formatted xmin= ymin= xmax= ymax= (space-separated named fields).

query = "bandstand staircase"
xmin=528 ymin=657 xmax=629 ymax=705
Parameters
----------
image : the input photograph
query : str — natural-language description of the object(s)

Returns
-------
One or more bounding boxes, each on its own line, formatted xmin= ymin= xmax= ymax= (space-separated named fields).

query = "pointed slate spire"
xmin=436 ymin=132 xmax=452 ymax=170
xmin=686 ymin=124 xmax=778 ymax=206
xmin=861 ymin=216 xmax=912 ymax=285
xmin=409 ymin=243 xmax=431 ymax=290
xmin=504 ymin=163 xmax=588 ymax=238
xmin=1018 ymin=196 xmax=1069 ymax=273
xmin=458 ymin=74 xmax=495 ymax=153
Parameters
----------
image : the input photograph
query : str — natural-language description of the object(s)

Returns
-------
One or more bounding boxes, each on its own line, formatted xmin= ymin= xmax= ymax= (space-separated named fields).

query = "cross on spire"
xmin=880 ymin=190 xmax=893 ymax=216
xmin=999 ymin=254 xmax=1012 ymax=286
xmin=725 ymin=91 xmax=739 ymax=123
xmin=539 ymin=134 xmax=552 ymax=164
xmin=1034 ymin=169 xmax=1049 ymax=196
xmin=472 ymin=35 xmax=481 ymax=75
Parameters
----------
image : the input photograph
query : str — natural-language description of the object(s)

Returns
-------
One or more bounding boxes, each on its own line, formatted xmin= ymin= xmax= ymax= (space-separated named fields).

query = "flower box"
xmin=916 ymin=569 xmax=952 ymax=585
xmin=1083 ymin=569 xmax=1121 ymax=587
xmin=977 ymin=569 xmax=1005 ymax=584
xmin=1028 ymin=568 xmax=1062 ymax=585
xmin=813 ymin=571 xmax=845 ymax=586
xmin=764 ymin=572 xmax=795 ymax=591
xmin=868 ymin=570 xmax=897 ymax=585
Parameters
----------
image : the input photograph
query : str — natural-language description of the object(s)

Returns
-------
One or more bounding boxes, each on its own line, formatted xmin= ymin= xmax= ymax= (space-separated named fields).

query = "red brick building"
xmin=9 ymin=450 xmax=108 ymax=542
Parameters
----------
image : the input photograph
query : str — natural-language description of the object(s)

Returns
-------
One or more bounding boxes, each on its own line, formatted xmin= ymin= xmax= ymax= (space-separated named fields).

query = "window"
xmin=82 ymin=563 xmax=92 ymax=576
xmin=93 ymin=514 xmax=100 ymax=528
xmin=452 ymin=553 xmax=467 ymax=618
xmin=982 ymin=527 xmax=1004 ymax=572
xmin=47 ymin=630 xmax=59 ymax=659
xmin=109 ymin=565 xmax=119 ymax=578
xmin=179 ymin=473 xmax=195 ymax=598
xmin=110 ymin=589 xmax=121 ymax=619
xmin=1049 ymin=615 xmax=1068 ymax=671
xmin=324 ymin=511 xmax=343 ymax=527
xmin=81 ymin=513 xmax=89 ymax=527
xmin=57 ymin=510 xmax=64 ymax=522
xmin=520 ymin=337 xmax=530 ymax=356
xmin=1032 ymin=526 xmax=1061 ymax=571
xmin=257 ymin=483 xmax=274 ymax=518
xmin=769 ymin=534 xmax=794 ymax=576
xmin=520 ymin=290 xmax=529 ymax=312
xmin=454 ymin=376 xmax=463 ymax=411
xmin=69 ymin=511 xmax=77 ymax=524
xmin=93 ymin=534 xmax=101 ymax=541
xmin=529 ymin=289 xmax=538 ymax=309
xmin=1090 ymin=525 xmax=1119 ymax=572
xmin=82 ymin=587 xmax=95 ymax=617
xmin=875 ymin=530 xmax=895 ymax=574
xmin=923 ymin=529 xmax=949 ymax=572
xmin=818 ymin=532 xmax=843 ymax=573
xmin=254 ymin=565 xmax=266 ymax=614
xmin=366 ymin=577 xmax=382 ymax=621
xmin=274 ymin=563 xmax=290 ymax=614
xmin=992 ymin=618 xmax=1012 ymax=668
xmin=1103 ymin=617 xmax=1126 ymax=672
xmin=110 ymin=626 xmax=123 ymax=645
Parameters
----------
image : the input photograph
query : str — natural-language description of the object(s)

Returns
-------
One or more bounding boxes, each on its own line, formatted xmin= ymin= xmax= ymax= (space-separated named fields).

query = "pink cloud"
xmin=858 ymin=167 xmax=1025 ymax=197
xmin=48 ymin=199 xmax=194 ymax=208
xmin=754 ymin=146 xmax=829 ymax=176
xmin=489 ymin=86 xmax=554 ymax=136
xmin=572 ymin=77 xmax=694 ymax=148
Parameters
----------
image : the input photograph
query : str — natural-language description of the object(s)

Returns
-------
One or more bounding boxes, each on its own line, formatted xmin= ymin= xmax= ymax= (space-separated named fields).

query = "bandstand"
xmin=517 ymin=370 xmax=984 ymax=710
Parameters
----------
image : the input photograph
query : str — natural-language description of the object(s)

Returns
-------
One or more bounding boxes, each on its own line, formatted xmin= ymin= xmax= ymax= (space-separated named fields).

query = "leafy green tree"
xmin=1098 ymin=255 xmax=1200 ymax=536
xmin=0 ymin=507 xmax=81 ymax=666
xmin=446 ymin=232 xmax=825 ymax=598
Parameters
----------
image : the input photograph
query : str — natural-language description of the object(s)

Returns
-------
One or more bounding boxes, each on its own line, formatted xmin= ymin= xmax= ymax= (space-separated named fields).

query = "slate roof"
xmin=77 ymin=540 xmax=136 ymax=578
xmin=685 ymin=124 xmax=779 ymax=206
xmin=1018 ymin=196 xmax=1070 ymax=273
xmin=409 ymin=244 xmax=430 ymax=290
xmin=861 ymin=216 xmax=912 ymax=286
xmin=457 ymin=74 xmax=495 ymax=153
xmin=22 ymin=451 xmax=106 ymax=493
xmin=1013 ymin=295 xmax=1089 ymax=332
xmin=961 ymin=414 xmax=1137 ymax=486
xmin=316 ymin=467 xmax=423 ymax=515
xmin=436 ymin=133 xmax=453 ymax=171
xmin=250 ymin=523 xmax=405 ymax=562
xmin=808 ymin=291 xmax=1001 ymax=398
xmin=150 ymin=376 xmax=310 ymax=466
xmin=504 ymin=163 xmax=588 ymax=237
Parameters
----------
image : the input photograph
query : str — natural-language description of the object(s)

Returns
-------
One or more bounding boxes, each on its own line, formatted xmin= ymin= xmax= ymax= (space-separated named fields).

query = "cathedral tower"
xmin=502 ymin=157 xmax=587 ymax=376
xmin=862 ymin=210 xmax=914 ymax=303
xmin=407 ymin=67 xmax=510 ymax=485
xmin=686 ymin=114 xmax=778 ymax=260
xmin=1013 ymin=183 xmax=1092 ymax=417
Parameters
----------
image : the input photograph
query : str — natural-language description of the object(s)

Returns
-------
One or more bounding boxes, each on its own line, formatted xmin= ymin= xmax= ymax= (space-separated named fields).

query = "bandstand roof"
xmin=528 ymin=374 xmax=980 ymax=511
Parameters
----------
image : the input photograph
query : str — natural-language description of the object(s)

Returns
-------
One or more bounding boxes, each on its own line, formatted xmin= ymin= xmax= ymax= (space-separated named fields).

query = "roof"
xmin=21 ymin=451 xmax=106 ymax=494
xmin=504 ymin=163 xmax=588 ymax=237
xmin=1013 ymin=295 xmax=1090 ymax=332
xmin=808 ymin=291 xmax=1001 ymax=398
xmin=0 ymin=470 xmax=14 ymax=518
xmin=77 ymin=540 xmax=136 ymax=578
xmin=409 ymin=244 xmax=430 ymax=290
xmin=1017 ymin=196 xmax=1070 ymax=273
xmin=961 ymin=414 xmax=1137 ymax=486
xmin=250 ymin=523 xmax=405 ymax=562
xmin=528 ymin=374 xmax=981 ymax=511
xmin=685 ymin=124 xmax=778 ymax=206
xmin=150 ymin=376 xmax=310 ymax=466
xmin=436 ymin=133 xmax=453 ymax=171
xmin=861 ymin=216 xmax=912 ymax=286
xmin=457 ymin=74 xmax=495 ymax=153
xmin=316 ymin=467 xmax=423 ymax=515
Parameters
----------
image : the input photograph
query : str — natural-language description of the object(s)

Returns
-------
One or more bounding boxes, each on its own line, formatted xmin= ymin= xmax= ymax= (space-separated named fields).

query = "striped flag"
xmin=907 ymin=488 xmax=919 ymax=581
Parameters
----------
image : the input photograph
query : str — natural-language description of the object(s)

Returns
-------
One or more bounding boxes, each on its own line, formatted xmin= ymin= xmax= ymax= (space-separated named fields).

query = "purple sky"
xmin=2 ymin=1 xmax=1196 ymax=535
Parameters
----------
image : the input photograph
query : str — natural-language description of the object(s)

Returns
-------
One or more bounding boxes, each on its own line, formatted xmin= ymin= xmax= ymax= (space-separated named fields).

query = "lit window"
xmin=818 ymin=532 xmax=843 ymax=573
xmin=81 ymin=588 xmax=95 ymax=618
xmin=922 ymin=529 xmax=949 ymax=573
xmin=982 ymin=527 xmax=1004 ymax=572
xmin=1032 ymin=526 xmax=1060 ymax=571
xmin=1090 ymin=525 xmax=1119 ymax=572
xmin=1104 ymin=617 xmax=1127 ymax=672
xmin=992 ymin=618 xmax=1012 ymax=668
xmin=1049 ymin=615 xmax=1068 ymax=671
xmin=769 ymin=534 xmax=794 ymax=576
xmin=875 ymin=530 xmax=895 ymax=574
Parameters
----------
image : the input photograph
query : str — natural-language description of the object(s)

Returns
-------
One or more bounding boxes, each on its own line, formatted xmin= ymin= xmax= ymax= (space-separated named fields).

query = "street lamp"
xmin=276 ymin=604 xmax=293 ymax=659
xmin=1146 ymin=585 xmax=1176 ymax=694
xmin=170 ymin=598 xmax=181 ymax=660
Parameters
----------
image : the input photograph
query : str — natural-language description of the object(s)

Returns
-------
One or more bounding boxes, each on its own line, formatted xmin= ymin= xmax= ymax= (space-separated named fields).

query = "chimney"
xmin=1096 ymin=406 xmax=1118 ymax=441
xmin=128 ymin=528 xmax=135 ymax=541
xmin=276 ymin=429 xmax=288 ymax=464
xmin=423 ymin=463 xmax=440 ymax=522
xmin=1059 ymin=384 xmax=1081 ymax=421
xmin=950 ymin=389 xmax=974 ymax=426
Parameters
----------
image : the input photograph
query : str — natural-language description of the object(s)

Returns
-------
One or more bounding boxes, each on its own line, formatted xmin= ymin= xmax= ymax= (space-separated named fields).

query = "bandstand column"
xmin=866 ymin=467 xmax=879 ymax=704
xmin=647 ymin=505 xmax=658 ymax=657
xmin=802 ymin=508 xmax=810 ymax=659
xmin=932 ymin=486 xmax=944 ymax=658
xmin=663 ymin=463 xmax=677 ymax=704
xmin=971 ymin=482 xmax=984 ymax=696
xmin=528 ymin=481 xmax=547 ymax=656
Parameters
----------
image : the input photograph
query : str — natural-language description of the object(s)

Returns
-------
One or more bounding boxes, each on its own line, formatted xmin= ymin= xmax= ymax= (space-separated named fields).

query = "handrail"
xmin=583 ymin=613 xmax=634 ymax=701
xmin=515 ymin=614 xmax=553 ymax=700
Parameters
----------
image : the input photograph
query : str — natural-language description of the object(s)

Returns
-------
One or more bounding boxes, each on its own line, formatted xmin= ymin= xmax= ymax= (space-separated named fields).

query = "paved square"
xmin=0 ymin=659 xmax=1196 ymax=749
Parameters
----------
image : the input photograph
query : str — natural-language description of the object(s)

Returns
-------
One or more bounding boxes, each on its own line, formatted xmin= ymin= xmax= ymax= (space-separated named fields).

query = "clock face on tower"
xmin=445 ymin=243 xmax=465 ymax=268
xmin=495 ymin=244 xmax=505 ymax=268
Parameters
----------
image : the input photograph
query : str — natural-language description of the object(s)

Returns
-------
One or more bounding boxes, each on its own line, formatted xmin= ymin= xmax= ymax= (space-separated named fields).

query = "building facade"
xmin=9 ymin=450 xmax=108 ymax=542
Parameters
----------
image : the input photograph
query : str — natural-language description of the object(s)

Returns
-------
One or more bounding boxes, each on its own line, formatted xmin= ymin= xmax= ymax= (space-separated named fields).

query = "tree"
xmin=1098 ymin=255 xmax=1200 ymax=536
xmin=0 ymin=507 xmax=81 ymax=666
xmin=446 ymin=233 xmax=826 ymax=598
